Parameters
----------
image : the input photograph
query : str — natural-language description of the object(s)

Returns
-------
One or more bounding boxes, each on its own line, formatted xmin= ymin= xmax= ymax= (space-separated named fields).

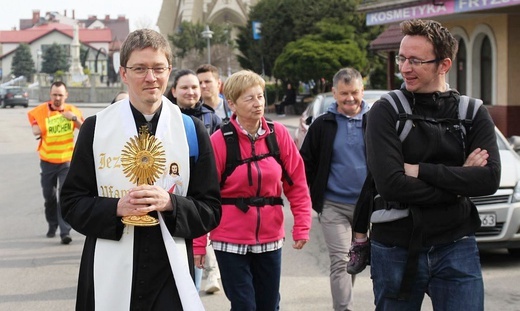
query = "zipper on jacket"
xmin=250 ymin=138 xmax=263 ymax=243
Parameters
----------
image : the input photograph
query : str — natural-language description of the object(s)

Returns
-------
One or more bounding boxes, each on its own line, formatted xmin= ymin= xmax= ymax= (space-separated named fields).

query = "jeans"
xmin=40 ymin=160 xmax=71 ymax=237
xmin=371 ymin=236 xmax=484 ymax=311
xmin=320 ymin=200 xmax=355 ymax=311
xmin=215 ymin=249 xmax=281 ymax=311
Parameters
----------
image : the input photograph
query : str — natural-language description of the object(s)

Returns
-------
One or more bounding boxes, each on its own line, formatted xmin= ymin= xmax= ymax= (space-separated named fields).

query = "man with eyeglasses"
xmin=362 ymin=19 xmax=500 ymax=310
xmin=60 ymin=29 xmax=221 ymax=310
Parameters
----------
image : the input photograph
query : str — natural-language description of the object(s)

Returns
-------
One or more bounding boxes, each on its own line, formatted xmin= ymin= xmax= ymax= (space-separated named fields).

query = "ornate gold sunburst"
xmin=121 ymin=125 xmax=166 ymax=186
xmin=120 ymin=125 xmax=166 ymax=227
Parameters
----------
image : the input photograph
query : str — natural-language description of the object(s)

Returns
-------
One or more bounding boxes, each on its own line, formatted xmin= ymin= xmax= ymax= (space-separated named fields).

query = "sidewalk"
xmin=264 ymin=112 xmax=300 ymax=130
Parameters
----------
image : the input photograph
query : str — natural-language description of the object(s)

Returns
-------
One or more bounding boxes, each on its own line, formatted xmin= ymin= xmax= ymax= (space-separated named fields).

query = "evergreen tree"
xmin=11 ymin=44 xmax=35 ymax=82
xmin=273 ymin=20 xmax=367 ymax=85
xmin=41 ymin=43 xmax=70 ymax=75
xmin=237 ymin=0 xmax=385 ymax=87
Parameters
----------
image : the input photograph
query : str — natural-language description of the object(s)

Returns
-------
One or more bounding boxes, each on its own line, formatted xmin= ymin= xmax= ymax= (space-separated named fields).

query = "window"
xmin=456 ymin=39 xmax=467 ymax=95
xmin=480 ymin=37 xmax=492 ymax=105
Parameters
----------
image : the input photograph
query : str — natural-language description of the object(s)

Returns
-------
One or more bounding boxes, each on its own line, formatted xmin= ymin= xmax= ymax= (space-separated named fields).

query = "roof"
xmin=80 ymin=18 xmax=129 ymax=43
xmin=19 ymin=13 xmax=129 ymax=44
xmin=0 ymin=23 xmax=112 ymax=44
xmin=0 ymin=23 xmax=112 ymax=60
xmin=370 ymin=24 xmax=403 ymax=51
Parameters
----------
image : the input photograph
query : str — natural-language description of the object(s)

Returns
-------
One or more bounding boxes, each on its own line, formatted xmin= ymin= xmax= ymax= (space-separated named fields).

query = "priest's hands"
xmin=117 ymin=185 xmax=173 ymax=217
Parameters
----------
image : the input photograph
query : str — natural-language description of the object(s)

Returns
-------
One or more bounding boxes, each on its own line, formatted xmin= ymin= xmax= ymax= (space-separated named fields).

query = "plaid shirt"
xmin=212 ymin=239 xmax=284 ymax=255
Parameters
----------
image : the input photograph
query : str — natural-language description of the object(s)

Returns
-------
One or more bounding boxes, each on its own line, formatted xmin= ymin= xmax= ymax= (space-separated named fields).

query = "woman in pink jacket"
xmin=194 ymin=70 xmax=312 ymax=310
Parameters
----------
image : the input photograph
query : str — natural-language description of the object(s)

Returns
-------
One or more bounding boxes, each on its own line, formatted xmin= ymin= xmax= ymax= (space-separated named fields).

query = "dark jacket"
xmin=178 ymin=101 xmax=221 ymax=135
xmin=300 ymin=112 xmax=337 ymax=214
xmin=366 ymin=87 xmax=501 ymax=247
xmin=60 ymin=104 xmax=221 ymax=310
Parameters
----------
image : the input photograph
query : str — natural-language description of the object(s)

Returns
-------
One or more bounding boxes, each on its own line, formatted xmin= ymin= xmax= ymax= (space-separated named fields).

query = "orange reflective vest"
xmin=27 ymin=102 xmax=83 ymax=163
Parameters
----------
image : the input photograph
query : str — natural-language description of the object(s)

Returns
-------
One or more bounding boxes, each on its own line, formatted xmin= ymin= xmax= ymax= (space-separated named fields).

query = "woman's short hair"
xmin=223 ymin=70 xmax=265 ymax=103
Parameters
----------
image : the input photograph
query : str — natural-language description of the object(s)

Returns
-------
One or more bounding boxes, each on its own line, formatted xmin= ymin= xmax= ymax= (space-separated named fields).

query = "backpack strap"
xmin=202 ymin=111 xmax=214 ymax=134
xmin=219 ymin=119 xmax=294 ymax=187
xmin=182 ymin=114 xmax=199 ymax=163
xmin=222 ymin=97 xmax=231 ymax=122
xmin=220 ymin=121 xmax=240 ymax=187
xmin=382 ymin=90 xmax=414 ymax=142
xmin=265 ymin=119 xmax=294 ymax=186
xmin=458 ymin=95 xmax=483 ymax=135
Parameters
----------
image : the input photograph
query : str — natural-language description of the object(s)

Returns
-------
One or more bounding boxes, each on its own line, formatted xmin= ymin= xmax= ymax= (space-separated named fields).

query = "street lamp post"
xmin=224 ymin=29 xmax=232 ymax=77
xmin=201 ymin=25 xmax=213 ymax=64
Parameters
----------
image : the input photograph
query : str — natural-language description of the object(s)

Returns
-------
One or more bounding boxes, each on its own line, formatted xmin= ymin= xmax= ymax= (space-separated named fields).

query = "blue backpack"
xmin=182 ymin=114 xmax=199 ymax=163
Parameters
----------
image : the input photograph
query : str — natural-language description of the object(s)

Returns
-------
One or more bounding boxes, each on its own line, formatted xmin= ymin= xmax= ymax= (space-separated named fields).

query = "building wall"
xmin=443 ymin=14 xmax=520 ymax=135
xmin=444 ymin=14 xmax=506 ymax=105
xmin=507 ymin=17 xmax=520 ymax=108
xmin=2 ymin=32 xmax=69 ymax=79
xmin=157 ymin=0 xmax=258 ymax=37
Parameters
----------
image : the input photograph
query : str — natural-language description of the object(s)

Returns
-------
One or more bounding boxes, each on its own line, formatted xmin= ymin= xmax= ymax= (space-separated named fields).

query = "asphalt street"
xmin=1 ymin=102 xmax=519 ymax=310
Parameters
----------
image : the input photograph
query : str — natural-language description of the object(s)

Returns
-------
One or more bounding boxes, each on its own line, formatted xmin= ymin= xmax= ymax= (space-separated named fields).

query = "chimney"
xmin=32 ymin=10 xmax=40 ymax=25
xmin=72 ymin=10 xmax=75 ymax=19
xmin=105 ymin=14 xmax=110 ymax=20
xmin=64 ymin=9 xmax=67 ymax=17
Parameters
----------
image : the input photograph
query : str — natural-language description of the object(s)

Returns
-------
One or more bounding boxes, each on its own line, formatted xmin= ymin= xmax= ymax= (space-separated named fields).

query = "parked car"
xmin=474 ymin=127 xmax=520 ymax=256
xmin=0 ymin=86 xmax=29 ymax=108
xmin=293 ymin=90 xmax=389 ymax=149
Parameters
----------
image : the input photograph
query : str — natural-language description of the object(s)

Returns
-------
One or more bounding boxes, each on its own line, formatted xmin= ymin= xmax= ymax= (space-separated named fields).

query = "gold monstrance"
xmin=120 ymin=125 xmax=166 ymax=226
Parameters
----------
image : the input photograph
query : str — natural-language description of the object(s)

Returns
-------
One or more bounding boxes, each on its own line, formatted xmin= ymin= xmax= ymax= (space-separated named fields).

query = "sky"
xmin=1 ymin=0 xmax=164 ymax=31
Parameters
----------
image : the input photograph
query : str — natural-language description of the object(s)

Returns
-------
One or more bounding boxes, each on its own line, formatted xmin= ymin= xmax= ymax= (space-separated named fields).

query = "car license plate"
xmin=14 ymin=95 xmax=22 ymax=98
xmin=479 ymin=213 xmax=496 ymax=227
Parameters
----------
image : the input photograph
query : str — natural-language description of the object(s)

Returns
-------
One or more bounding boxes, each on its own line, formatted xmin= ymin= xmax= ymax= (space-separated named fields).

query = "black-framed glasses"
xmin=124 ymin=66 xmax=171 ymax=77
xmin=395 ymin=56 xmax=440 ymax=67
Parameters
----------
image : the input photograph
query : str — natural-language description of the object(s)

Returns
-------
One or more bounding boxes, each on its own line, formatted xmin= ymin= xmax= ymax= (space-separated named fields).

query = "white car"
xmin=473 ymin=127 xmax=520 ymax=256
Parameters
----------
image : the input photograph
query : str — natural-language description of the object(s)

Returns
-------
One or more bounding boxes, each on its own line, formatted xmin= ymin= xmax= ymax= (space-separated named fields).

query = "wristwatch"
xmin=71 ymin=116 xmax=77 ymax=122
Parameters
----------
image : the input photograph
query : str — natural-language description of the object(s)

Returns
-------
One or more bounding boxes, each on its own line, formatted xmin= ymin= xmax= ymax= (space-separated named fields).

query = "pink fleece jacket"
xmin=194 ymin=116 xmax=312 ymax=255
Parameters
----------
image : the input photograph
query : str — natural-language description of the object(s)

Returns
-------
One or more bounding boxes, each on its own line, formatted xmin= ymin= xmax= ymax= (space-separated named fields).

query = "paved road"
xmin=1 ymin=103 xmax=519 ymax=310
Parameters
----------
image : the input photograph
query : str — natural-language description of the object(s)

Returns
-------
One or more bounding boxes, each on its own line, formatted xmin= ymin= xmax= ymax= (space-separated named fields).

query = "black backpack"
xmin=370 ymin=90 xmax=483 ymax=223
xmin=219 ymin=119 xmax=294 ymax=188
xmin=384 ymin=90 xmax=483 ymax=142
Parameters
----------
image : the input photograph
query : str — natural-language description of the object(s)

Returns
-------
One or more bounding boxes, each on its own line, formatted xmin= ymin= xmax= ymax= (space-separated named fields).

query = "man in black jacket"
xmin=60 ymin=29 xmax=221 ymax=311
xmin=300 ymin=67 xmax=370 ymax=311
xmin=365 ymin=19 xmax=500 ymax=310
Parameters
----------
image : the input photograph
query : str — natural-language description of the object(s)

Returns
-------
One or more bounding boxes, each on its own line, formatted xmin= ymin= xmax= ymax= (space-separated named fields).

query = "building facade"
xmin=360 ymin=0 xmax=520 ymax=136
xmin=157 ymin=0 xmax=258 ymax=38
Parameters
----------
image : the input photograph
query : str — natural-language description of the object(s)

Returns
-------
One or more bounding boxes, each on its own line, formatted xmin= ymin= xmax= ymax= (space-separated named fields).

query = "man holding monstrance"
xmin=60 ymin=29 xmax=221 ymax=310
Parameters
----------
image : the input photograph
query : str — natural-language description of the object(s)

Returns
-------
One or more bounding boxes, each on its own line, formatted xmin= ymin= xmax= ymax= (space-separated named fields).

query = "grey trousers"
xmin=40 ymin=160 xmax=71 ymax=237
xmin=320 ymin=200 xmax=355 ymax=311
